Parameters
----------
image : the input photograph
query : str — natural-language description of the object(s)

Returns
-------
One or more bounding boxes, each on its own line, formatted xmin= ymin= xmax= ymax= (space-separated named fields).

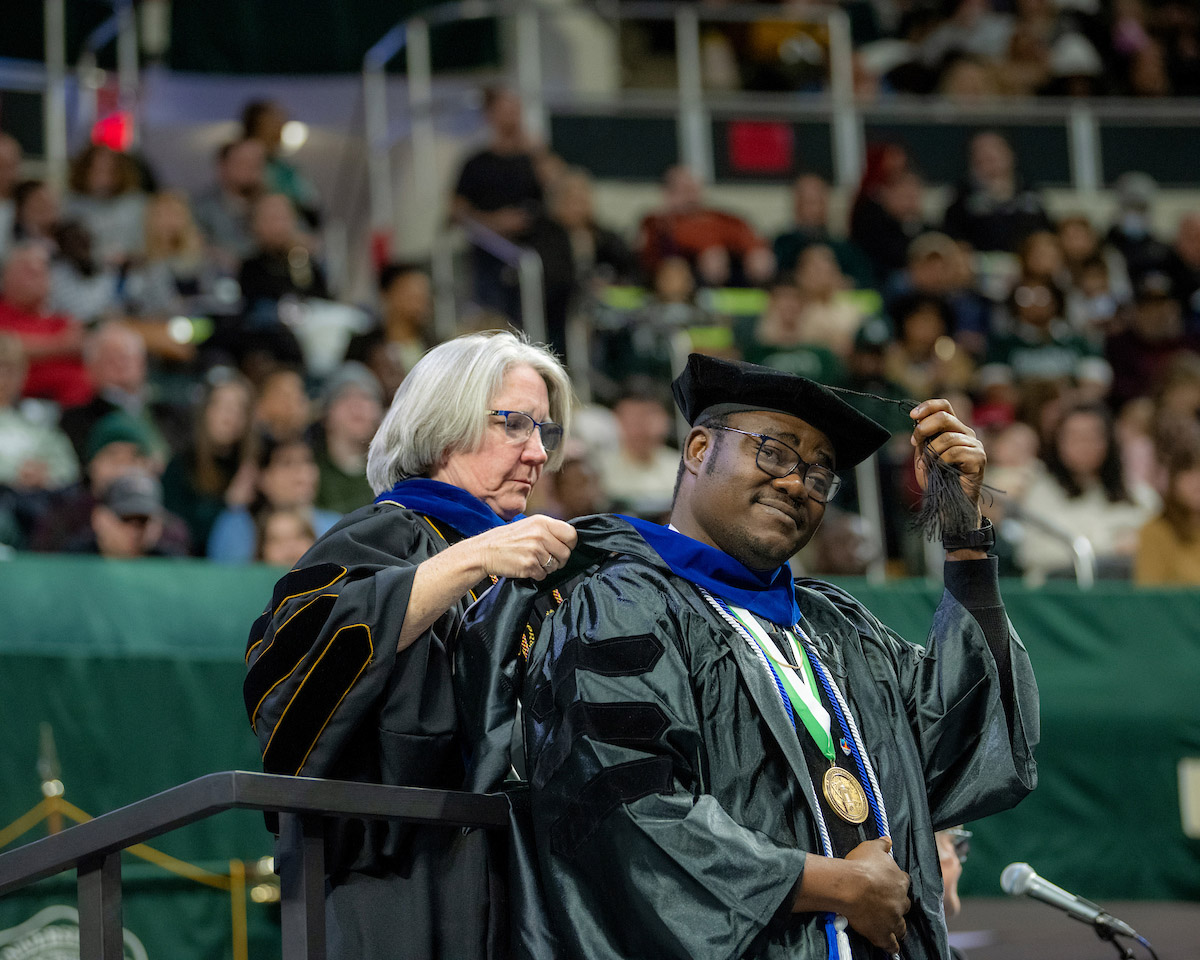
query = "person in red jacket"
xmin=0 ymin=242 xmax=91 ymax=407
xmin=638 ymin=165 xmax=774 ymax=287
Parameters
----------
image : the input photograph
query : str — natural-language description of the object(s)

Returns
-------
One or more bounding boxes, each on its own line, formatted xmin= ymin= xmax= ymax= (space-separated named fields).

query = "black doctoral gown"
xmin=456 ymin=515 xmax=1039 ymax=960
xmin=244 ymin=501 xmax=503 ymax=960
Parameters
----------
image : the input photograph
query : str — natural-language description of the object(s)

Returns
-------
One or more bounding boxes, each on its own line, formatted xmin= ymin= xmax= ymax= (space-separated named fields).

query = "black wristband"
xmin=942 ymin=518 xmax=995 ymax=553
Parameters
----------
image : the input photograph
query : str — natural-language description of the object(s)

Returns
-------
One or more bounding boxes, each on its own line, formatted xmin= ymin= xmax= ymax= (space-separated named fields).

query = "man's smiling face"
xmin=689 ymin=410 xmax=835 ymax=570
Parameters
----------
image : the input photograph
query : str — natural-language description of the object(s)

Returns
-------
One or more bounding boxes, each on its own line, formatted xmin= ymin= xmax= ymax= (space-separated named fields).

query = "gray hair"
xmin=366 ymin=329 xmax=573 ymax=494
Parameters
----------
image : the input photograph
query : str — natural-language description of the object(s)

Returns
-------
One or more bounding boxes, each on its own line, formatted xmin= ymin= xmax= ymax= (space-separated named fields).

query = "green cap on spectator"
xmin=84 ymin=412 xmax=155 ymax=464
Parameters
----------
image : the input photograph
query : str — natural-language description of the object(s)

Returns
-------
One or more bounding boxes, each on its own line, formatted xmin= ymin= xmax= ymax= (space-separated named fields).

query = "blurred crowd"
xmin=641 ymin=0 xmax=1200 ymax=100
xmin=2 ymin=84 xmax=1200 ymax=586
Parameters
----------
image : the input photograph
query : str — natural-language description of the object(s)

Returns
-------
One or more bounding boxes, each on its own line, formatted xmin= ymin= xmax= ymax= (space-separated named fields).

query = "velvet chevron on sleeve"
xmin=244 ymin=502 xmax=503 ymax=960
xmin=459 ymin=515 xmax=1039 ymax=960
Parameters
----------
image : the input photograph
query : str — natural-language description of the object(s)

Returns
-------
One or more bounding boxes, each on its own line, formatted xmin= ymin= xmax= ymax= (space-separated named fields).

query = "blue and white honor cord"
xmin=699 ymin=588 xmax=896 ymax=960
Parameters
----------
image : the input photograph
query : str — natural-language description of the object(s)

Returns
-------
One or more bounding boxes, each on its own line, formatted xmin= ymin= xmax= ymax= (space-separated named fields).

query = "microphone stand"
xmin=1093 ymin=914 xmax=1160 ymax=960
xmin=1094 ymin=918 xmax=1135 ymax=960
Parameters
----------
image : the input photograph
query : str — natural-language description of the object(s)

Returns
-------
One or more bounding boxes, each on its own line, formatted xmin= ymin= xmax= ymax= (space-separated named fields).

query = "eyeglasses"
xmin=944 ymin=827 xmax=972 ymax=864
xmin=488 ymin=409 xmax=563 ymax=452
xmin=710 ymin=426 xmax=841 ymax=503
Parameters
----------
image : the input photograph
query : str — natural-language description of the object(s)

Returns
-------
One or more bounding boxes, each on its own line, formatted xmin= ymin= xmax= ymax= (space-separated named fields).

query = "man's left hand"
xmin=908 ymin=399 xmax=986 ymax=507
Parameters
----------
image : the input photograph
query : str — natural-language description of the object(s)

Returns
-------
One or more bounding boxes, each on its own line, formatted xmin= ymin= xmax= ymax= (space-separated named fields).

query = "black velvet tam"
xmin=672 ymin=354 xmax=892 ymax=469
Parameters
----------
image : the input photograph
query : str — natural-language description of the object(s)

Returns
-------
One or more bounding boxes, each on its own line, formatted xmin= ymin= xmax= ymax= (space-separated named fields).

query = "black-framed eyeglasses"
xmin=488 ymin=410 xmax=563 ymax=452
xmin=944 ymin=827 xmax=972 ymax=864
xmin=710 ymin=425 xmax=841 ymax=503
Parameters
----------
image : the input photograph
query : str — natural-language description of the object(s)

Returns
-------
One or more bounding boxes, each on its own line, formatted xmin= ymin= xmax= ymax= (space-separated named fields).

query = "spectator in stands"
xmin=313 ymin=362 xmax=383 ymax=515
xmin=207 ymin=435 xmax=339 ymax=562
xmin=254 ymin=505 xmax=317 ymax=567
xmin=238 ymin=193 xmax=327 ymax=304
xmin=1017 ymin=229 xmax=1066 ymax=286
xmin=0 ymin=333 xmax=78 ymax=492
xmin=123 ymin=190 xmax=230 ymax=320
xmin=592 ymin=256 xmax=710 ymax=395
xmin=0 ymin=133 xmax=21 ymax=262
xmin=918 ymin=0 xmax=1014 ymax=73
xmin=943 ymin=130 xmax=1051 ymax=253
xmin=64 ymin=145 xmax=147 ymax=266
xmin=1125 ymin=37 xmax=1172 ymax=96
xmin=995 ymin=15 xmax=1054 ymax=96
xmin=31 ymin=411 xmax=190 ymax=554
xmin=772 ymin=173 xmax=873 ymax=287
xmin=595 ymin=379 xmax=680 ymax=517
xmin=739 ymin=279 xmax=847 ymax=385
xmin=231 ymin=193 xmax=323 ymax=371
xmin=192 ymin=138 xmax=267 ymax=265
xmin=345 ymin=262 xmax=433 ymax=400
xmin=161 ymin=369 xmax=258 ymax=556
xmin=886 ymin=232 xmax=991 ymax=353
xmin=1044 ymin=33 xmax=1108 ymax=97
xmin=1162 ymin=212 xmax=1200 ymax=331
xmin=1106 ymin=172 xmax=1170 ymax=279
xmin=1153 ymin=353 xmax=1200 ymax=433
xmin=10 ymin=179 xmax=60 ymax=247
xmin=546 ymin=446 xmax=608 ymax=520
xmin=68 ymin=467 xmax=185 ymax=558
xmin=854 ymin=167 xmax=931 ymax=286
xmin=1015 ymin=401 xmax=1157 ymax=582
xmin=1064 ymin=255 xmax=1121 ymax=340
xmin=452 ymin=85 xmax=574 ymax=355
xmin=47 ymin=220 xmax=122 ymax=325
xmin=885 ymin=293 xmax=975 ymax=399
xmin=938 ymin=54 xmax=1004 ymax=100
xmin=1105 ymin=270 xmax=1200 ymax=410
xmin=979 ymin=419 xmax=1040 ymax=525
xmin=549 ymin=166 xmax=637 ymax=289
xmin=789 ymin=244 xmax=867 ymax=358
xmin=1156 ymin=1 xmax=1200 ymax=96
xmin=0 ymin=243 xmax=91 ymax=408
xmin=253 ymin=366 xmax=310 ymax=442
xmin=801 ymin=506 xmax=877 ymax=577
xmin=986 ymin=275 xmax=1097 ymax=386
xmin=1057 ymin=214 xmax=1131 ymax=328
xmin=1135 ymin=435 xmax=1200 ymax=584
xmin=638 ymin=164 xmax=774 ymax=288
xmin=844 ymin=316 xmax=910 ymax=419
xmin=59 ymin=321 xmax=174 ymax=463
xmin=241 ymin=99 xmax=321 ymax=229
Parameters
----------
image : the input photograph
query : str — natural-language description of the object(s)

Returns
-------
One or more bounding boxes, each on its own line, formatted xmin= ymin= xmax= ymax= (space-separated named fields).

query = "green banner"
xmin=1 ymin=558 xmax=1197 ymax=959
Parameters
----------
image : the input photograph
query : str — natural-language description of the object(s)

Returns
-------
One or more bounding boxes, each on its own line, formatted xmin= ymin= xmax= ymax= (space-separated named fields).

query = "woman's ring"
xmin=542 ymin=556 xmax=556 ymax=569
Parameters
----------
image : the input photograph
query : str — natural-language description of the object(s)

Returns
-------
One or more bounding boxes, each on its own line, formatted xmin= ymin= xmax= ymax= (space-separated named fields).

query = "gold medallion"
xmin=823 ymin=765 xmax=869 ymax=824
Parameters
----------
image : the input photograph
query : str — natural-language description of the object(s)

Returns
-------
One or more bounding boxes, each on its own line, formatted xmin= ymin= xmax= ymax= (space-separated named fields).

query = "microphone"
xmin=1000 ymin=863 xmax=1138 ymax=939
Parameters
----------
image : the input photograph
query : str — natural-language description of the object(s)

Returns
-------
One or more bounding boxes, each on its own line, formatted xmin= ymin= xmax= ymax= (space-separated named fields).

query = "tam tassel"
xmin=913 ymin=442 xmax=987 ymax=541
xmin=825 ymin=385 xmax=997 ymax=541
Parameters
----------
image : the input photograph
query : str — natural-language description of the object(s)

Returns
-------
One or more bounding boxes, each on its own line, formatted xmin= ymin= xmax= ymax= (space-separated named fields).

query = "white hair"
xmin=366 ymin=329 xmax=573 ymax=494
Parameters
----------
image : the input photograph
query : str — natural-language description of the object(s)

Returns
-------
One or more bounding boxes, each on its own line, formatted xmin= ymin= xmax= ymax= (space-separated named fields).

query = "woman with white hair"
xmin=244 ymin=329 xmax=576 ymax=960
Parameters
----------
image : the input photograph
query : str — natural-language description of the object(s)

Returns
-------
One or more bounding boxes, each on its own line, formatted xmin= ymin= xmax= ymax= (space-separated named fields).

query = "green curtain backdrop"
xmin=1 ymin=557 xmax=1197 ymax=959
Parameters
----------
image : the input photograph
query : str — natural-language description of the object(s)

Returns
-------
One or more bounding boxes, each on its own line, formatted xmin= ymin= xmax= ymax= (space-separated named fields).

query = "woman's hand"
xmin=397 ymin=515 xmax=578 ymax=651
xmin=471 ymin=514 xmax=578 ymax=581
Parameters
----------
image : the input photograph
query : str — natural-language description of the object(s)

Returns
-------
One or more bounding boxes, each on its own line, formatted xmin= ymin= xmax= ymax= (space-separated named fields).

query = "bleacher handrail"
xmin=0 ymin=771 xmax=509 ymax=960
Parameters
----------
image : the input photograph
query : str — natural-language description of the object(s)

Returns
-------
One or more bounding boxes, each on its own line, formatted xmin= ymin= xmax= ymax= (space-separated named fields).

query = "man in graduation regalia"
xmin=457 ymin=354 xmax=1039 ymax=960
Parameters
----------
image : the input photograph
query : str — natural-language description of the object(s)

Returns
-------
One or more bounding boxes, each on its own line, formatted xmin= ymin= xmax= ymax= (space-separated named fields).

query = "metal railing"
xmin=1003 ymin=501 xmax=1098 ymax=588
xmin=427 ymin=216 xmax=550 ymax=345
xmin=361 ymin=0 xmax=855 ymax=233
xmin=0 ymin=771 xmax=508 ymax=960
